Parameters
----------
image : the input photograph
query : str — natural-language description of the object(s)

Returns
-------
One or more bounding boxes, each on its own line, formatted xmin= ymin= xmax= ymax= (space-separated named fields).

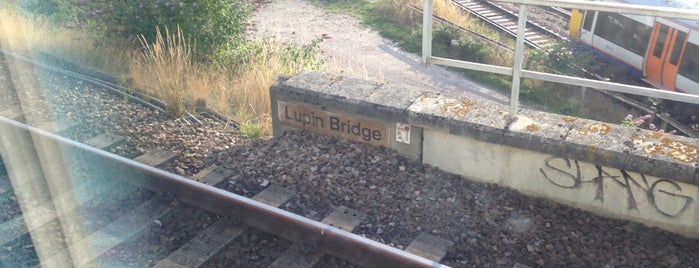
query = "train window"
xmin=653 ymin=25 xmax=670 ymax=58
xmin=595 ymin=12 xmax=652 ymax=56
xmin=583 ymin=11 xmax=594 ymax=31
xmin=669 ymin=31 xmax=686 ymax=65
xmin=679 ymin=43 xmax=699 ymax=82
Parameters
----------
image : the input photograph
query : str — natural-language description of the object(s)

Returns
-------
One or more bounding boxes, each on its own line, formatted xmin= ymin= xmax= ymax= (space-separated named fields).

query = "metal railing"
xmin=421 ymin=0 xmax=699 ymax=118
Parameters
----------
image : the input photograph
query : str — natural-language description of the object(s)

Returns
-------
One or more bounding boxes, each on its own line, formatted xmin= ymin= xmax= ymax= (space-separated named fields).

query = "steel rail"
xmin=484 ymin=1 xmax=567 ymax=41
xmin=0 ymin=116 xmax=449 ymax=268
xmin=451 ymin=0 xmax=566 ymax=49
xmin=0 ymin=50 xmax=207 ymax=125
xmin=452 ymin=0 xmax=542 ymax=49
xmin=548 ymin=6 xmax=571 ymax=18
xmin=407 ymin=4 xmax=514 ymax=52
xmin=501 ymin=0 xmax=699 ymax=20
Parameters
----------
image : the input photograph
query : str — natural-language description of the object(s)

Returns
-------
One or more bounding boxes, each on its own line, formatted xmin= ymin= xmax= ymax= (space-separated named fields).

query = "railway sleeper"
xmin=467 ymin=7 xmax=487 ymax=13
xmin=0 ymin=146 xmax=178 ymax=267
xmin=41 ymin=197 xmax=173 ymax=267
xmin=133 ymin=149 xmax=178 ymax=168
xmin=0 ymin=173 xmax=12 ymax=203
xmin=268 ymin=206 xmax=367 ymax=268
xmin=190 ymin=164 xmax=235 ymax=186
xmin=0 ymin=108 xmax=22 ymax=121
xmin=405 ymin=232 xmax=454 ymax=263
xmin=479 ymin=11 xmax=499 ymax=17
xmin=0 ymin=178 xmax=132 ymax=247
xmin=0 ymin=132 xmax=128 ymax=247
xmin=493 ymin=18 xmax=512 ymax=24
xmin=83 ymin=133 xmax=125 ymax=152
xmin=35 ymin=119 xmax=78 ymax=134
xmin=153 ymin=184 xmax=296 ymax=268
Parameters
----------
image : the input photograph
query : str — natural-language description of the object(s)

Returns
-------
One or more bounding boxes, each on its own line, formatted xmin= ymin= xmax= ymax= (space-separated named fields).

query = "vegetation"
xmin=1 ymin=0 xmax=324 ymax=136
xmin=315 ymin=0 xmax=597 ymax=116
xmin=1 ymin=0 xmax=600 ymax=136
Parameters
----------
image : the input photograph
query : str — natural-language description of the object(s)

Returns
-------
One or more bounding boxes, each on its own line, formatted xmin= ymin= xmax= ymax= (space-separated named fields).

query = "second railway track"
xmin=451 ymin=0 xmax=567 ymax=49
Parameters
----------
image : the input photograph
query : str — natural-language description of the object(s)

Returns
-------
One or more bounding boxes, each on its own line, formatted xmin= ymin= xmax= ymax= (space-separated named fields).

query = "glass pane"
xmin=595 ymin=12 xmax=652 ymax=56
xmin=583 ymin=11 xmax=594 ymax=31
xmin=653 ymin=25 xmax=670 ymax=58
xmin=679 ymin=43 xmax=699 ymax=82
xmin=669 ymin=31 xmax=686 ymax=65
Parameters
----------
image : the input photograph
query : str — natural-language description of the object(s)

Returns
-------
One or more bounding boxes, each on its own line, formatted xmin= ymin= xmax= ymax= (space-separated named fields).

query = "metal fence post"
xmin=510 ymin=4 xmax=528 ymax=119
xmin=422 ymin=0 xmax=433 ymax=66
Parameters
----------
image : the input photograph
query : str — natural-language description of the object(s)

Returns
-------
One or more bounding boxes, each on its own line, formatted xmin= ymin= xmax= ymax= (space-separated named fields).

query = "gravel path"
xmin=250 ymin=0 xmax=510 ymax=105
xmin=250 ymin=0 xmax=636 ymax=123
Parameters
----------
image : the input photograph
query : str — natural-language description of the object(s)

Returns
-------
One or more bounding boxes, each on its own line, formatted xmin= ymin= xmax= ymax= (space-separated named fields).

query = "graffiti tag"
xmin=540 ymin=156 xmax=693 ymax=218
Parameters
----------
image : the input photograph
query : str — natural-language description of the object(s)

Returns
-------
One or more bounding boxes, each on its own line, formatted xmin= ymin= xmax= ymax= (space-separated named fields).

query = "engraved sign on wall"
xmin=278 ymin=101 xmax=389 ymax=146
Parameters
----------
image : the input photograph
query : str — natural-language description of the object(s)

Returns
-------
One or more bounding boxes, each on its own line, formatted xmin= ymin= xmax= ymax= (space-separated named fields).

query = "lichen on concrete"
xmin=440 ymin=98 xmax=477 ymax=118
xmin=631 ymin=133 xmax=699 ymax=163
xmin=577 ymin=123 xmax=611 ymax=135
xmin=274 ymin=70 xmax=699 ymax=183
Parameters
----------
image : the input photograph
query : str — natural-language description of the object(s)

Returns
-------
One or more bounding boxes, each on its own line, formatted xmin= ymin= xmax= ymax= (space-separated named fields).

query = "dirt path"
xmin=250 ymin=0 xmax=511 ymax=105
xmin=251 ymin=0 xmax=633 ymax=123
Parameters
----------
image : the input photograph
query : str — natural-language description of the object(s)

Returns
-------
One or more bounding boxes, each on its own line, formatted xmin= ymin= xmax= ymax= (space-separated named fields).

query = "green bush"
xmin=83 ymin=0 xmax=253 ymax=58
xmin=217 ymin=36 xmax=326 ymax=74
xmin=16 ymin=0 xmax=81 ymax=23
xmin=15 ymin=0 xmax=253 ymax=58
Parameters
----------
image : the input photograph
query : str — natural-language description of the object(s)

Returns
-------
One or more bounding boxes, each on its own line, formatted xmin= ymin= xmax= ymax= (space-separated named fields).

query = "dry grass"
xmin=0 ymin=9 xmax=46 ymax=52
xmin=0 ymin=9 xmax=130 ymax=76
xmin=210 ymin=39 xmax=322 ymax=136
xmin=429 ymin=0 xmax=470 ymax=28
xmin=130 ymin=28 xmax=321 ymax=136
xmin=130 ymin=26 xmax=199 ymax=117
xmin=0 ymin=8 xmax=321 ymax=137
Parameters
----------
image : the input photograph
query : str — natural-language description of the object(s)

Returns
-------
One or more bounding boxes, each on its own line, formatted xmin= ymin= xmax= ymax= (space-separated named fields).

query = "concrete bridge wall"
xmin=270 ymin=71 xmax=699 ymax=237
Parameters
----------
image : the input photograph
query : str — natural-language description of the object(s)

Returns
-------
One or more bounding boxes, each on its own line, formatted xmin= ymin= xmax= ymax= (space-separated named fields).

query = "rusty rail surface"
xmin=0 ymin=116 xmax=449 ymax=268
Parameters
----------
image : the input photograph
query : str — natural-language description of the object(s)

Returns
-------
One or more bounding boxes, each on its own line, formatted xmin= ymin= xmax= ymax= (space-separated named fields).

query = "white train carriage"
xmin=571 ymin=0 xmax=699 ymax=95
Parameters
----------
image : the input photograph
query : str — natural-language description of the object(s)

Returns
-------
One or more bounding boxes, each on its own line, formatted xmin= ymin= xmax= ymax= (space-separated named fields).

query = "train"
xmin=568 ymin=0 xmax=699 ymax=96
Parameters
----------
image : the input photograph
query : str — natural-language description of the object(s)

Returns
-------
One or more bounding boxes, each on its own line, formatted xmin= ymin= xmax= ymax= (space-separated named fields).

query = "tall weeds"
xmin=131 ymin=26 xmax=198 ymax=117
xmin=130 ymin=26 xmax=324 ymax=135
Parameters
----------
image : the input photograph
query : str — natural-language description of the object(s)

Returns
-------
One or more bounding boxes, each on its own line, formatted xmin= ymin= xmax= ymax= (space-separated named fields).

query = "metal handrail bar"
xmin=422 ymin=0 xmax=699 ymax=118
xmin=505 ymin=0 xmax=699 ymax=20
xmin=407 ymin=4 xmax=515 ymax=52
xmin=521 ymin=69 xmax=699 ymax=104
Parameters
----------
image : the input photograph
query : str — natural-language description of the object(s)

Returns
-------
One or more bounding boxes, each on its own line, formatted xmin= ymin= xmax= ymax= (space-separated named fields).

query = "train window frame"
xmin=669 ymin=31 xmax=687 ymax=66
xmin=594 ymin=12 xmax=652 ymax=56
xmin=583 ymin=11 xmax=595 ymax=31
xmin=653 ymin=24 xmax=670 ymax=58
xmin=678 ymin=42 xmax=699 ymax=83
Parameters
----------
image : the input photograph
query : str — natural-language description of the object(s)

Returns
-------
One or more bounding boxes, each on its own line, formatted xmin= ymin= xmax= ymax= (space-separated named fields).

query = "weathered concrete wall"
xmin=270 ymin=71 xmax=699 ymax=237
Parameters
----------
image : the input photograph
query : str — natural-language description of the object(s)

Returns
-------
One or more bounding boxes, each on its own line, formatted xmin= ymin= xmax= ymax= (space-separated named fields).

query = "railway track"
xmin=0 ymin=51 xmax=453 ymax=267
xmin=450 ymin=0 xmax=567 ymax=49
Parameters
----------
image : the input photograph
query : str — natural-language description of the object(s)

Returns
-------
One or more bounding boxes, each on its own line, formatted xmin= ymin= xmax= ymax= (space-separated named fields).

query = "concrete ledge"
xmin=271 ymin=71 xmax=699 ymax=237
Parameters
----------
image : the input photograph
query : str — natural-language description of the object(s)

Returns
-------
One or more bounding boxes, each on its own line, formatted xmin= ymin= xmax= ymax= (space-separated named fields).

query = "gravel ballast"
xmin=2 ymin=17 xmax=699 ymax=268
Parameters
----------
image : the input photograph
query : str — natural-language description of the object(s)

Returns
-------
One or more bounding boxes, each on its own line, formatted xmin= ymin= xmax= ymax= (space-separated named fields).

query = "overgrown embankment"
xmin=0 ymin=0 xmax=325 ymax=137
